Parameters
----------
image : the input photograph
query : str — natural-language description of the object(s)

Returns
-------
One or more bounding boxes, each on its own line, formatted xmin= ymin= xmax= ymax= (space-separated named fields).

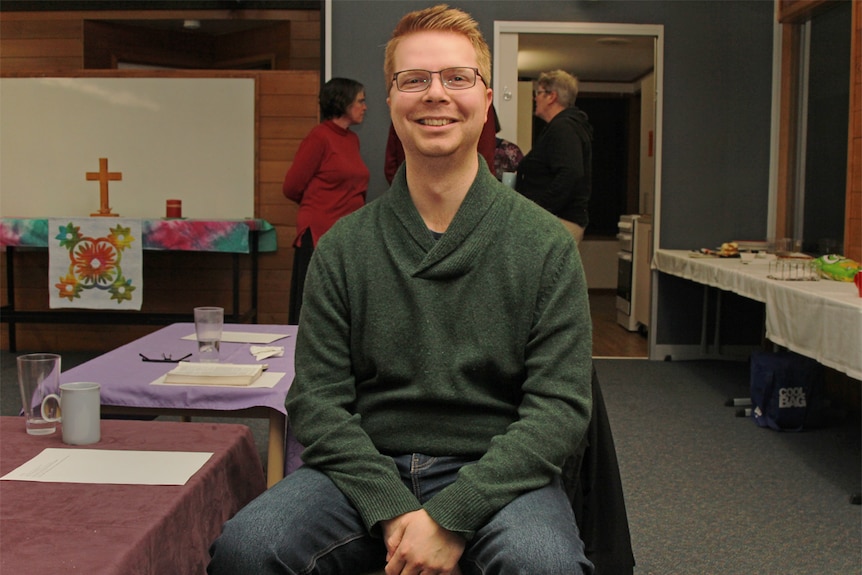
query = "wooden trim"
xmin=846 ymin=0 xmax=861 ymax=262
xmin=777 ymin=0 xmax=835 ymax=24
xmin=775 ymin=22 xmax=801 ymax=241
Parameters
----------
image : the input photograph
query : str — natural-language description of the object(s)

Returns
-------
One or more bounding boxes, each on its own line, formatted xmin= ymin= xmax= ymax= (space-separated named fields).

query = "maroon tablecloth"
xmin=0 ymin=416 xmax=266 ymax=575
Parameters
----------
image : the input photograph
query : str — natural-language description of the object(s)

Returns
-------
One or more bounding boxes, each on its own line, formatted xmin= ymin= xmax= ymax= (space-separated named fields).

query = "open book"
xmin=162 ymin=362 xmax=264 ymax=386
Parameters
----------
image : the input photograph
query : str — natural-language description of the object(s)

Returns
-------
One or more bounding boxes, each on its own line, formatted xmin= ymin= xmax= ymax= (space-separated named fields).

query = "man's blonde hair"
xmin=384 ymin=4 xmax=492 ymax=91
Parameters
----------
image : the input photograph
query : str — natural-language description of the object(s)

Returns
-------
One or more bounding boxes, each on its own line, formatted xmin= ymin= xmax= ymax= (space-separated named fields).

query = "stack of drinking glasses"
xmin=767 ymin=259 xmax=819 ymax=281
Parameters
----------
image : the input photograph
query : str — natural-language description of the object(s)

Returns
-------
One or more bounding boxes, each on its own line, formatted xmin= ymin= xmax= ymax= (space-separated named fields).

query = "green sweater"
xmin=286 ymin=161 xmax=593 ymax=539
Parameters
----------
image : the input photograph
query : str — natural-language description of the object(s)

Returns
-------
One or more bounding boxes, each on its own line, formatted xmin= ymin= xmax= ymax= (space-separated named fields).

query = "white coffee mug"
xmin=502 ymin=171 xmax=517 ymax=189
xmin=41 ymin=382 xmax=101 ymax=445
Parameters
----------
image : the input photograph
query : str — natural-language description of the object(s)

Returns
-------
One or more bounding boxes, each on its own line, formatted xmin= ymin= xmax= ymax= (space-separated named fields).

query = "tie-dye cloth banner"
xmin=1 ymin=218 xmax=276 ymax=310
xmin=48 ymin=218 xmax=143 ymax=310
xmin=0 ymin=218 xmax=276 ymax=253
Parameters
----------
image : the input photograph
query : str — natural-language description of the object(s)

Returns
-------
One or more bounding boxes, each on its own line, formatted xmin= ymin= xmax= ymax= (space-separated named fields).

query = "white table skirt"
xmin=654 ymin=249 xmax=862 ymax=381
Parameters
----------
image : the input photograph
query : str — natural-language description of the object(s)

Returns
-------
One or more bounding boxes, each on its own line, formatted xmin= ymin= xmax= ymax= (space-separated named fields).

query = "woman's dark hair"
xmin=320 ymin=78 xmax=364 ymax=120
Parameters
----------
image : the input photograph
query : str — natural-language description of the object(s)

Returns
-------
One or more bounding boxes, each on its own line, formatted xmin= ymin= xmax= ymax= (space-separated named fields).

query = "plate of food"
xmin=694 ymin=242 xmax=740 ymax=258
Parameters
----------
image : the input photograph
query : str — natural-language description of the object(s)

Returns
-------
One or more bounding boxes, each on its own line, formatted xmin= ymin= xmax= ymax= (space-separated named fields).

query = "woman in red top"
xmin=283 ymin=77 xmax=369 ymax=324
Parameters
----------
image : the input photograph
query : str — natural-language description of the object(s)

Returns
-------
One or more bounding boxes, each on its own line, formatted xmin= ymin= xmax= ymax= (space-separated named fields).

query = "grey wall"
xmin=330 ymin=0 xmax=775 ymax=250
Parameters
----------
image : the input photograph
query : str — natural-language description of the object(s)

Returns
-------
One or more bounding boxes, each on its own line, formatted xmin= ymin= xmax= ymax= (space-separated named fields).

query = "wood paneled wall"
xmin=0 ymin=9 xmax=320 ymax=71
xmin=0 ymin=10 xmax=320 ymax=352
xmin=258 ymin=70 xmax=319 ymax=325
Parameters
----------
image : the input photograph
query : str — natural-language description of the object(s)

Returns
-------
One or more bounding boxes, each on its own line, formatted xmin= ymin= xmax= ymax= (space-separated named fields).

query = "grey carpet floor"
xmin=594 ymin=358 xmax=861 ymax=575
xmin=3 ymin=351 xmax=860 ymax=573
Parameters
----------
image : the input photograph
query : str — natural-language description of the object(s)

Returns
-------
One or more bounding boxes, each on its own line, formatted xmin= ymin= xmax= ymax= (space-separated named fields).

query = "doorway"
xmin=493 ymin=21 xmax=663 ymax=224
xmin=493 ymin=22 xmax=663 ymax=354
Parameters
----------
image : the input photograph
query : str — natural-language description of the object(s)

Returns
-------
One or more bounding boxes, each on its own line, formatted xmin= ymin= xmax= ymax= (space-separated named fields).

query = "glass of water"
xmin=194 ymin=307 xmax=224 ymax=363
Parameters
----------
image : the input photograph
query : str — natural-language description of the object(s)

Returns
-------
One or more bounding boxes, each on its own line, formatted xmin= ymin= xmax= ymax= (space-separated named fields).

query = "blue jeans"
xmin=208 ymin=454 xmax=593 ymax=575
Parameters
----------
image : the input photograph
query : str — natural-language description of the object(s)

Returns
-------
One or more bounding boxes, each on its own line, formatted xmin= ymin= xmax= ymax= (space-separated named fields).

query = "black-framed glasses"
xmin=534 ymin=89 xmax=551 ymax=97
xmin=392 ymin=67 xmax=483 ymax=93
xmin=139 ymin=352 xmax=192 ymax=363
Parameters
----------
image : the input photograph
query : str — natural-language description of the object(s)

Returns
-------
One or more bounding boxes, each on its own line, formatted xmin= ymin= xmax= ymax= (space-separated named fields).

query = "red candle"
xmin=166 ymin=199 xmax=182 ymax=218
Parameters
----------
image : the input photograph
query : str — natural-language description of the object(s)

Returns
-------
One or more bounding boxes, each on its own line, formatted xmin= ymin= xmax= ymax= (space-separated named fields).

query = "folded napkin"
xmin=250 ymin=345 xmax=284 ymax=361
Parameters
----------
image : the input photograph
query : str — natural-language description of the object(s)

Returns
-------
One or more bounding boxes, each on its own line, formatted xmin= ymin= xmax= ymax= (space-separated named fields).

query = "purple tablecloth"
xmin=60 ymin=323 xmax=296 ymax=413
xmin=60 ymin=323 xmax=305 ymax=475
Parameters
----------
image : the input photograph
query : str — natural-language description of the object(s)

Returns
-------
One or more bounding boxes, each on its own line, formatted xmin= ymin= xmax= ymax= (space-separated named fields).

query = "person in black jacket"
xmin=516 ymin=69 xmax=593 ymax=243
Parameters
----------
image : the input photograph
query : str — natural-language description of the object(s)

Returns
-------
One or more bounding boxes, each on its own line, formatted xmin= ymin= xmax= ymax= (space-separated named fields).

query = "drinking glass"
xmin=194 ymin=307 xmax=224 ymax=363
xmin=17 ymin=353 xmax=61 ymax=435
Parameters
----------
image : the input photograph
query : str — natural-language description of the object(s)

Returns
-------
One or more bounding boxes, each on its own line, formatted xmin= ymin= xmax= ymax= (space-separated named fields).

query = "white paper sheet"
xmin=151 ymin=371 xmax=285 ymax=388
xmin=182 ymin=331 xmax=290 ymax=344
xmin=0 ymin=448 xmax=213 ymax=485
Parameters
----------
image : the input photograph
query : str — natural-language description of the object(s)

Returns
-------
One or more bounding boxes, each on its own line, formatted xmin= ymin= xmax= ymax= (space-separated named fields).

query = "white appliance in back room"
xmin=616 ymin=214 xmax=652 ymax=332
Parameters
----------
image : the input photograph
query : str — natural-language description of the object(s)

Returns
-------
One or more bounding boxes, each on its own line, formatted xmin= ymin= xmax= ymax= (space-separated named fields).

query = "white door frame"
xmin=492 ymin=21 xmax=665 ymax=247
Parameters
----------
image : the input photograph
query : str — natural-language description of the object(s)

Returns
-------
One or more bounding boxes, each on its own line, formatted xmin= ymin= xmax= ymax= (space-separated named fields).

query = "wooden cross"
xmin=87 ymin=157 xmax=122 ymax=217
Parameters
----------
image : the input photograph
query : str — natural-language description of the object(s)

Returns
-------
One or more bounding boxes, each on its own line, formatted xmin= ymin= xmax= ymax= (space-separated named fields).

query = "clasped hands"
xmin=382 ymin=509 xmax=465 ymax=575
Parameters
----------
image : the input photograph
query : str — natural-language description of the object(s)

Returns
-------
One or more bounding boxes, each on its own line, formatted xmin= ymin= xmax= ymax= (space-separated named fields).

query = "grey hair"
xmin=537 ymin=69 xmax=579 ymax=107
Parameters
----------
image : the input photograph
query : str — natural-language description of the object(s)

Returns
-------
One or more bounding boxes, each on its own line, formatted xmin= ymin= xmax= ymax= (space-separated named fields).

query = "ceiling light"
xmin=596 ymin=36 xmax=632 ymax=46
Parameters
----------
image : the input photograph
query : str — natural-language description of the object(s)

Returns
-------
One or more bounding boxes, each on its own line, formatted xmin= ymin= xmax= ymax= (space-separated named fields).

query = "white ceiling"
xmin=517 ymin=33 xmax=655 ymax=84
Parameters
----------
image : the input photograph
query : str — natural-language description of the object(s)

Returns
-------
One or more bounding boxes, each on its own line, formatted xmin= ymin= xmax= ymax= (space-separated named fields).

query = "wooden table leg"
xmin=266 ymin=411 xmax=286 ymax=488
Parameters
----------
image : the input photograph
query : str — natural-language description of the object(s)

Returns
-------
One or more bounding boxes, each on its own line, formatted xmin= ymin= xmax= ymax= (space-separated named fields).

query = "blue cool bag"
xmin=750 ymin=350 xmax=823 ymax=431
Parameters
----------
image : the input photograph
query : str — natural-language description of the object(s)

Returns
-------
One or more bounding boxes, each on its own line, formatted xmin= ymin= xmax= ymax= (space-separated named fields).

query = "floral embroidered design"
xmin=54 ymin=223 xmax=137 ymax=303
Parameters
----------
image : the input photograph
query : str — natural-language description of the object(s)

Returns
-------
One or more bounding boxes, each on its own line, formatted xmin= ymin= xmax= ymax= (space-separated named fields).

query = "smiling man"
xmin=207 ymin=5 xmax=594 ymax=575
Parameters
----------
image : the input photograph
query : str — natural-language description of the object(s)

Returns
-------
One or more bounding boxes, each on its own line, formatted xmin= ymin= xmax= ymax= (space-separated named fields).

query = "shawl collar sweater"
xmin=286 ymin=159 xmax=593 ymax=539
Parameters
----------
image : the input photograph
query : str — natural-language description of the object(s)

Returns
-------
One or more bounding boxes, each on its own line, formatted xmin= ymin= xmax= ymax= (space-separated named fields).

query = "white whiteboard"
xmin=0 ymin=77 xmax=255 ymax=219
